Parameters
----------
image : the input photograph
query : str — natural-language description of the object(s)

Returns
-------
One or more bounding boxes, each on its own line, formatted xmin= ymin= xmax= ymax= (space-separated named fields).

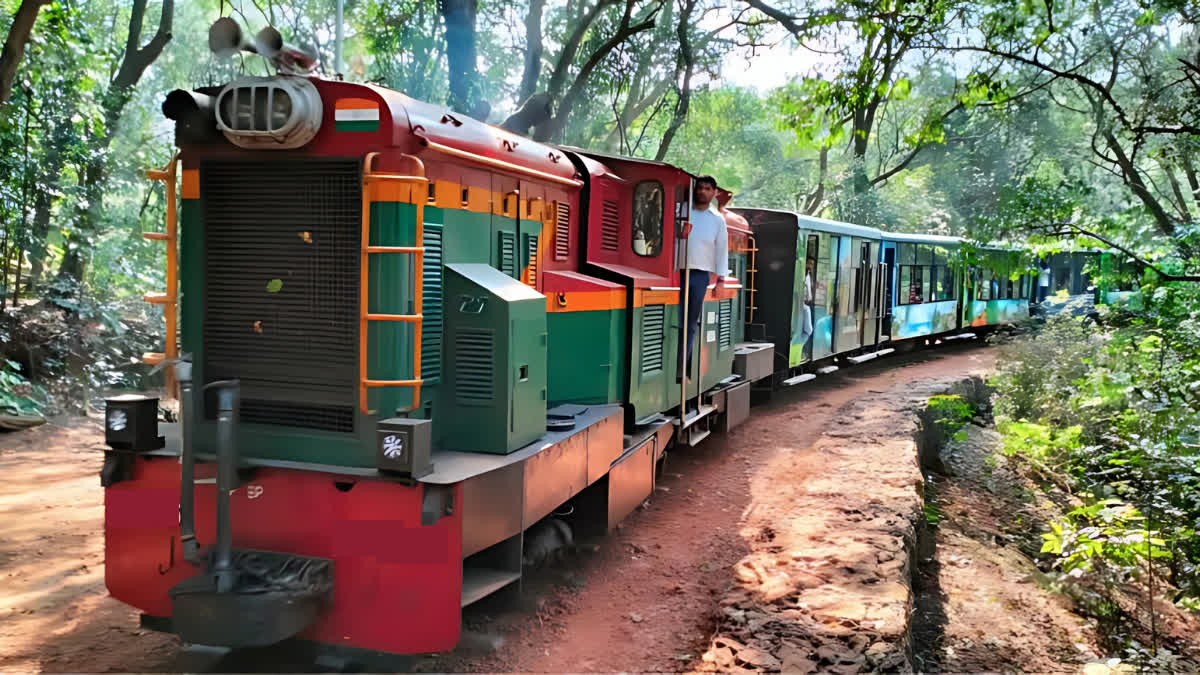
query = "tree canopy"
xmin=0 ymin=0 xmax=1196 ymax=305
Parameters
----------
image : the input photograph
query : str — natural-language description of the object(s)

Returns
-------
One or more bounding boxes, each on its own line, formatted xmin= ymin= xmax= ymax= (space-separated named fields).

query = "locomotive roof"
xmin=558 ymin=146 xmax=689 ymax=174
xmin=376 ymin=86 xmax=581 ymax=184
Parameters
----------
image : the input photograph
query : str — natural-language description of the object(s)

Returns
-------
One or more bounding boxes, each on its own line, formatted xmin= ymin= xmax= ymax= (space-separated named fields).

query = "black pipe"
xmin=177 ymin=360 xmax=200 ymax=565
xmin=162 ymin=89 xmax=214 ymax=122
xmin=206 ymin=379 xmax=240 ymax=593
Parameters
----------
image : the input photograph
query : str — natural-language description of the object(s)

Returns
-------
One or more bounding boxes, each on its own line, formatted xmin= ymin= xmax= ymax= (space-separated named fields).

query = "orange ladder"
xmin=142 ymin=153 xmax=180 ymax=398
xmin=745 ymin=235 xmax=759 ymax=323
xmin=359 ymin=152 xmax=429 ymax=415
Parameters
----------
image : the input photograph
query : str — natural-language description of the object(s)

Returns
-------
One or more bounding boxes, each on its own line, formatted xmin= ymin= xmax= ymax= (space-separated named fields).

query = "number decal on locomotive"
xmin=246 ymin=485 xmax=264 ymax=499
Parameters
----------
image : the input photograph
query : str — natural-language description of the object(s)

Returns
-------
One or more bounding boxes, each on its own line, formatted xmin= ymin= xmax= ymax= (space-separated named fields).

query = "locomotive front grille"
xmin=201 ymin=159 xmax=360 ymax=432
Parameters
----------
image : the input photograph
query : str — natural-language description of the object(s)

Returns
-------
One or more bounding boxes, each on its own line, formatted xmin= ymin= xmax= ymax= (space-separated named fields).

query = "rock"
xmin=735 ymin=646 xmax=781 ymax=669
xmin=779 ymin=644 xmax=817 ymax=674
xmin=628 ymin=612 xmax=643 ymax=623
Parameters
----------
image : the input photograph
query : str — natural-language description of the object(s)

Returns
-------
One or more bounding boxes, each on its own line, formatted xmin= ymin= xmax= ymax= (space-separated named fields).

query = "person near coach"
xmin=677 ymin=175 xmax=729 ymax=384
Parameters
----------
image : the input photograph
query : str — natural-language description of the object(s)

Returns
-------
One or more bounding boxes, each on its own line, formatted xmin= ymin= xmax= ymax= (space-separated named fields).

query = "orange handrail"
xmin=143 ymin=152 xmax=180 ymax=399
xmin=359 ymin=152 xmax=429 ymax=415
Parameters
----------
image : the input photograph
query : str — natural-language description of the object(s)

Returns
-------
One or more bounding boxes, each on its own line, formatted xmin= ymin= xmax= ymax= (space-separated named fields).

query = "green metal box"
xmin=442 ymin=263 xmax=547 ymax=454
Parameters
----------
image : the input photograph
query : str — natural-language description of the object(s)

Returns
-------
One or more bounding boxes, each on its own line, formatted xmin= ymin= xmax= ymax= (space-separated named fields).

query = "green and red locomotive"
xmin=101 ymin=19 xmax=1052 ymax=661
xmin=102 ymin=19 xmax=756 ymax=659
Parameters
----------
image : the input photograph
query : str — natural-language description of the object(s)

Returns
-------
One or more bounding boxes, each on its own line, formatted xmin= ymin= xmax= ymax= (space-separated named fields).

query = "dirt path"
xmin=0 ymin=342 xmax=992 ymax=673
xmin=431 ymin=343 xmax=996 ymax=673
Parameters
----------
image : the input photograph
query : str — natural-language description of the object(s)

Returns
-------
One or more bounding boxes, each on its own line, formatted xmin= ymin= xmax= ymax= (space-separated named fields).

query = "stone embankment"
xmin=696 ymin=376 xmax=989 ymax=673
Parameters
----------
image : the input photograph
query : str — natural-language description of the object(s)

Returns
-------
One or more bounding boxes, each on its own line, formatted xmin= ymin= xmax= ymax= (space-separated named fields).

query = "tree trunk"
xmin=518 ymin=0 xmax=546 ymax=103
xmin=1180 ymin=148 xmax=1200 ymax=206
xmin=1160 ymin=158 xmax=1194 ymax=222
xmin=439 ymin=0 xmax=482 ymax=116
xmin=1102 ymin=129 xmax=1178 ymax=239
xmin=654 ymin=0 xmax=696 ymax=162
xmin=54 ymin=0 xmax=173 ymax=288
xmin=0 ymin=0 xmax=50 ymax=107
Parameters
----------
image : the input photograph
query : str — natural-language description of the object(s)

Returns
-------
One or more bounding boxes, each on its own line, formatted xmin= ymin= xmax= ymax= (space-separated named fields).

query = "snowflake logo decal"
xmin=382 ymin=434 xmax=404 ymax=460
xmin=108 ymin=409 xmax=128 ymax=432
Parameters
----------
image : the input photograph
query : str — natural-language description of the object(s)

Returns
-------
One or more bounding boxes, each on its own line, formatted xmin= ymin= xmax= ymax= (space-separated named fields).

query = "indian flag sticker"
xmin=335 ymin=98 xmax=380 ymax=132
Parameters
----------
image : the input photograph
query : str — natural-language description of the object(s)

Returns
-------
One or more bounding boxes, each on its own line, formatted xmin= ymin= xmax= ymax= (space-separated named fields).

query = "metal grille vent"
xmin=524 ymin=233 xmax=538 ymax=287
xmin=202 ymin=159 xmax=359 ymax=432
xmin=554 ymin=202 xmax=570 ymax=261
xmin=719 ymin=299 xmax=733 ymax=348
xmin=499 ymin=231 xmax=516 ymax=277
xmin=422 ymin=225 xmax=444 ymax=382
xmin=455 ymin=328 xmax=495 ymax=403
xmin=600 ymin=199 xmax=620 ymax=251
xmin=641 ymin=304 xmax=665 ymax=374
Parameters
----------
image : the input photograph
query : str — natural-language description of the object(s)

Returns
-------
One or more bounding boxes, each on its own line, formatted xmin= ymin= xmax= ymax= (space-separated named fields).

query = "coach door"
xmin=881 ymin=245 xmax=896 ymax=340
xmin=858 ymin=240 xmax=881 ymax=349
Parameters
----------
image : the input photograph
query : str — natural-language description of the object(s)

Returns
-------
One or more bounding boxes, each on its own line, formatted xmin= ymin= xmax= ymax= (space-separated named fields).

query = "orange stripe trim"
xmin=547 ymin=289 xmax=626 ymax=313
xmin=634 ymin=288 xmax=680 ymax=307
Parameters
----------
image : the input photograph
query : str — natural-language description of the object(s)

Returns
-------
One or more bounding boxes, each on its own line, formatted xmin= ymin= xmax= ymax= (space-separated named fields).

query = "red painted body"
xmin=105 ymin=457 xmax=463 ymax=654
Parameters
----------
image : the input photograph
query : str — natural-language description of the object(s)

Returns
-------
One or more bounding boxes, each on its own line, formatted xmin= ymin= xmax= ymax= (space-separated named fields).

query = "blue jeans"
xmin=678 ymin=269 xmax=710 ymax=374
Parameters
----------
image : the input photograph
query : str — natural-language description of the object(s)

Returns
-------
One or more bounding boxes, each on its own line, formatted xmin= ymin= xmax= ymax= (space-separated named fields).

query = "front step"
xmin=783 ymin=373 xmax=816 ymax=386
xmin=817 ymin=365 xmax=839 ymax=375
xmin=943 ymin=332 xmax=976 ymax=341
xmin=847 ymin=347 xmax=895 ymax=364
xmin=672 ymin=404 xmax=716 ymax=431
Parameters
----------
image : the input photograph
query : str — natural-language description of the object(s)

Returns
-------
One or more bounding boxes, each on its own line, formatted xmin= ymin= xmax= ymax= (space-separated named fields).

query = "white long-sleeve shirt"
xmin=677 ymin=206 xmax=729 ymax=276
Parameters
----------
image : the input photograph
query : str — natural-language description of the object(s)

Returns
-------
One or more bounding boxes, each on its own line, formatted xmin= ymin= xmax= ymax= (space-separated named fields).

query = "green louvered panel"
xmin=455 ymin=328 xmax=494 ymax=403
xmin=523 ymin=232 xmax=538 ymax=287
xmin=421 ymin=224 xmax=443 ymax=382
xmin=719 ymin=299 xmax=733 ymax=348
xmin=642 ymin=304 xmax=665 ymax=374
xmin=498 ymin=231 xmax=516 ymax=277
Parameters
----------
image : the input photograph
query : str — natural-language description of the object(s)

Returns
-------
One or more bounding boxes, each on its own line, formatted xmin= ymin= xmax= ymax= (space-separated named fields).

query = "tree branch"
xmin=937 ymin=44 xmax=1133 ymax=131
xmin=546 ymin=0 xmax=618 ymax=101
xmin=0 ymin=0 xmax=52 ymax=106
xmin=537 ymin=0 xmax=660 ymax=142
xmin=1046 ymin=224 xmax=1200 ymax=282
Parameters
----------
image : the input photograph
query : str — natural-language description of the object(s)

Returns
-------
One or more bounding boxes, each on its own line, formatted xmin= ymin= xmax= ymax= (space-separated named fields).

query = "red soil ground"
xmin=0 ymin=342 xmax=992 ymax=672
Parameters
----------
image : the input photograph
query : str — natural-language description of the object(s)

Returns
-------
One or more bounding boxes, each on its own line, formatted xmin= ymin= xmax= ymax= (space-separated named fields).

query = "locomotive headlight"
xmin=103 ymin=394 xmax=164 ymax=452
xmin=215 ymin=76 xmax=322 ymax=149
xmin=107 ymin=409 xmax=128 ymax=432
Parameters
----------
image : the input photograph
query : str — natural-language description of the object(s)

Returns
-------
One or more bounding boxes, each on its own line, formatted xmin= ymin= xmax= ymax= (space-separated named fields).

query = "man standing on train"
xmin=677 ymin=175 xmax=729 ymax=385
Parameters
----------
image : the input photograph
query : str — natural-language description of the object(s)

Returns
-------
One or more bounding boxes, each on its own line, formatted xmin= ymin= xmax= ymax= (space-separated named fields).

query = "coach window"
xmin=632 ymin=181 xmax=664 ymax=257
xmin=941 ymin=266 xmax=956 ymax=300
xmin=899 ymin=243 xmax=916 ymax=266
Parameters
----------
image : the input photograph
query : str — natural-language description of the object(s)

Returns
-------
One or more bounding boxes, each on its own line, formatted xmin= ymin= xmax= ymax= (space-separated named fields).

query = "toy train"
xmin=98 ymin=22 xmax=1129 ymax=662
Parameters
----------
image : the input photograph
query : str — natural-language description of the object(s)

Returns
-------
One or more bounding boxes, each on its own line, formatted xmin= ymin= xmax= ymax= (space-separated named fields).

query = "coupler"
xmin=166 ymin=376 xmax=334 ymax=648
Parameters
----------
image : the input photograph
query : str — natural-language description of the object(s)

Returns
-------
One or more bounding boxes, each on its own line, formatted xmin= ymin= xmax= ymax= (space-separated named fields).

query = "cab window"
xmin=632 ymin=181 xmax=664 ymax=257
